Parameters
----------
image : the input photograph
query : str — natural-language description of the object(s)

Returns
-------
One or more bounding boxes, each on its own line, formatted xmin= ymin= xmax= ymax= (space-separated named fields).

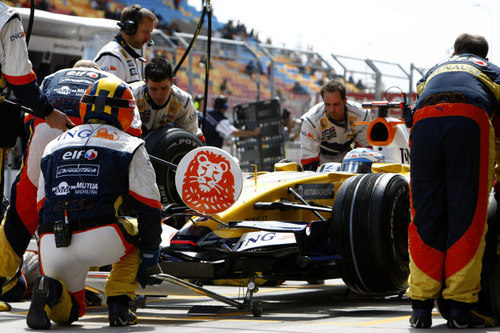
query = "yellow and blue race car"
xmin=141 ymin=100 xmax=498 ymax=319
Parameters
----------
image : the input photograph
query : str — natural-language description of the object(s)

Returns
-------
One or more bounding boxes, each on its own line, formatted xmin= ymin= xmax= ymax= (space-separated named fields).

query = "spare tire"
xmin=434 ymin=192 xmax=499 ymax=321
xmin=331 ymin=173 xmax=410 ymax=295
xmin=478 ymin=193 xmax=500 ymax=319
xmin=144 ymin=128 xmax=203 ymax=206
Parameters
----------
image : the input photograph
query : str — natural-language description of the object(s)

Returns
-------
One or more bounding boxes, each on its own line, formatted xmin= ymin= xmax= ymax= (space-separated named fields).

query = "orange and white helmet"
xmin=79 ymin=77 xmax=136 ymax=131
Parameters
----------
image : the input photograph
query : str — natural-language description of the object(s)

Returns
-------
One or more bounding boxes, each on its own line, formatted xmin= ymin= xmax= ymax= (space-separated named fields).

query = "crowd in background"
xmin=6 ymin=0 xmax=369 ymax=126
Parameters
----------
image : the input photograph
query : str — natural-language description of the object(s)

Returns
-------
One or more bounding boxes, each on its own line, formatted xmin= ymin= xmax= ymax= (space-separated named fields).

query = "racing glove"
xmin=136 ymin=249 xmax=162 ymax=289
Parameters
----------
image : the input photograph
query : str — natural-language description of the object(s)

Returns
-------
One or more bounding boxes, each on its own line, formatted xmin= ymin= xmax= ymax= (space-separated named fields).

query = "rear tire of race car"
xmin=144 ymin=128 xmax=203 ymax=206
xmin=331 ymin=173 xmax=410 ymax=295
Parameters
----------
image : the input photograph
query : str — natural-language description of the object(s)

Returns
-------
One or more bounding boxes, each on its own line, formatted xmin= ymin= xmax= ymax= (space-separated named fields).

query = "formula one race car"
xmin=87 ymin=99 xmax=498 ymax=319
xmin=147 ymin=100 xmax=412 ymax=297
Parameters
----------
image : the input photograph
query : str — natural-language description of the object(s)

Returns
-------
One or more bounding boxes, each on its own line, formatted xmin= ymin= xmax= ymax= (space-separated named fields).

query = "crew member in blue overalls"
xmin=408 ymin=33 xmax=498 ymax=329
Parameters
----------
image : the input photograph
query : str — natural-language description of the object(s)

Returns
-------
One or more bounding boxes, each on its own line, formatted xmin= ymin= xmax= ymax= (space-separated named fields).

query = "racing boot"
xmin=1 ymin=274 xmax=27 ymax=302
xmin=435 ymin=295 xmax=450 ymax=320
xmin=409 ymin=299 xmax=433 ymax=328
xmin=446 ymin=301 xmax=497 ymax=328
xmin=26 ymin=276 xmax=63 ymax=329
xmin=85 ymin=289 xmax=102 ymax=307
xmin=0 ymin=300 xmax=11 ymax=311
xmin=107 ymin=295 xmax=137 ymax=326
xmin=0 ymin=277 xmax=12 ymax=312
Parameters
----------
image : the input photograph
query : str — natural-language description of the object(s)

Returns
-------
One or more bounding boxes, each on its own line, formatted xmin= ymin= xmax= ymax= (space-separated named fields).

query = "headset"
xmin=117 ymin=6 xmax=142 ymax=35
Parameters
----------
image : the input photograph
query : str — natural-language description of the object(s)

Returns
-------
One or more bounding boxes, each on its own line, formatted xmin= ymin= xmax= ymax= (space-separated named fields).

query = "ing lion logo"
xmin=182 ymin=150 xmax=235 ymax=214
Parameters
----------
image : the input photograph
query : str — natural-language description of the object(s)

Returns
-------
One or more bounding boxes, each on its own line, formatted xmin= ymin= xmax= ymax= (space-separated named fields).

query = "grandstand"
xmin=6 ymin=0 xmax=422 ymax=117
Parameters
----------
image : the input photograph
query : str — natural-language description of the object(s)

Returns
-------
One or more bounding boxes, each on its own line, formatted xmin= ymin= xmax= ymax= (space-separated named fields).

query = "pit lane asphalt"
xmin=3 ymin=279 xmax=493 ymax=333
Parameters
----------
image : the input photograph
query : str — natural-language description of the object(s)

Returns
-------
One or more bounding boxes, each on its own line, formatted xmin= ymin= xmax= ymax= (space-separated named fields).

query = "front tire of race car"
xmin=331 ymin=173 xmax=410 ymax=295
xmin=144 ymin=128 xmax=203 ymax=206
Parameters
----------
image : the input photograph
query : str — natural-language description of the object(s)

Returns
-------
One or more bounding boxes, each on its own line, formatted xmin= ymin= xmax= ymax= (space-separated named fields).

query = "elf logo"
xmin=62 ymin=149 xmax=98 ymax=161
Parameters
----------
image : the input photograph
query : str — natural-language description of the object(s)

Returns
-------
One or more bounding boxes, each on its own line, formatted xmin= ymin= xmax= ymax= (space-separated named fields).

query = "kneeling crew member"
xmin=26 ymin=77 xmax=162 ymax=329
xmin=0 ymin=61 xmax=142 ymax=307
xmin=0 ymin=2 xmax=73 ymax=312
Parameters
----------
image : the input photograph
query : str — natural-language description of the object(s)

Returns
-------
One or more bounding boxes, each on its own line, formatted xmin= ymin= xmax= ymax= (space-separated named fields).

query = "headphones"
xmin=117 ymin=6 xmax=142 ymax=35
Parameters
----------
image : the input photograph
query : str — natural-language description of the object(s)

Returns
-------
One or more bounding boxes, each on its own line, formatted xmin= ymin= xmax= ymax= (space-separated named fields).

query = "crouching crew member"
xmin=0 ymin=2 xmax=73 ymax=312
xmin=26 ymin=77 xmax=162 ymax=329
xmin=0 ymin=61 xmax=142 ymax=308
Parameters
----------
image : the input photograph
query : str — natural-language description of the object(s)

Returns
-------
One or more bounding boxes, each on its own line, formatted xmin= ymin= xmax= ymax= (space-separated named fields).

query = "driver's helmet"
xmin=341 ymin=148 xmax=384 ymax=173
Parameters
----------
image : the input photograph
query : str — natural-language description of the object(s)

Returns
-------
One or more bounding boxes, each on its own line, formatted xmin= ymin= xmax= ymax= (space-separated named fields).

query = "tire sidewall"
xmin=144 ymin=128 xmax=203 ymax=206
xmin=331 ymin=173 xmax=410 ymax=295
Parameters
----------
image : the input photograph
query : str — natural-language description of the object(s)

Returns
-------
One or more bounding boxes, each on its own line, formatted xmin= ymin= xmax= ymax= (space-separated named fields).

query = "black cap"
xmin=214 ymin=95 xmax=228 ymax=110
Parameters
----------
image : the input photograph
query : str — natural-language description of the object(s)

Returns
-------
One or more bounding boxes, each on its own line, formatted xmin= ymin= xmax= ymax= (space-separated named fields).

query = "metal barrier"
xmin=259 ymin=44 xmax=333 ymax=117
xmin=409 ymin=64 xmax=428 ymax=103
xmin=173 ymin=32 xmax=264 ymax=107
xmin=171 ymin=33 xmax=335 ymax=118
xmin=330 ymin=54 xmax=423 ymax=102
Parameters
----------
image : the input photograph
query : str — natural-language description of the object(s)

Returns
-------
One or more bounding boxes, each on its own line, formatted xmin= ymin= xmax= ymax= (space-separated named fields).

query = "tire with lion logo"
xmin=331 ymin=173 xmax=410 ymax=295
xmin=144 ymin=128 xmax=203 ymax=206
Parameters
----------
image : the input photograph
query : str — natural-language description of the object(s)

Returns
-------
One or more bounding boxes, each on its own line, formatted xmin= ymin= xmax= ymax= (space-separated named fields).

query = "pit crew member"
xmin=202 ymin=95 xmax=261 ymax=148
xmin=0 ymin=2 xmax=72 ymax=312
xmin=408 ymin=33 xmax=498 ymax=328
xmin=26 ymin=77 xmax=162 ymax=329
xmin=300 ymin=80 xmax=372 ymax=171
xmin=132 ymin=57 xmax=205 ymax=141
xmin=0 ymin=60 xmax=143 ymax=308
xmin=94 ymin=5 xmax=157 ymax=83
